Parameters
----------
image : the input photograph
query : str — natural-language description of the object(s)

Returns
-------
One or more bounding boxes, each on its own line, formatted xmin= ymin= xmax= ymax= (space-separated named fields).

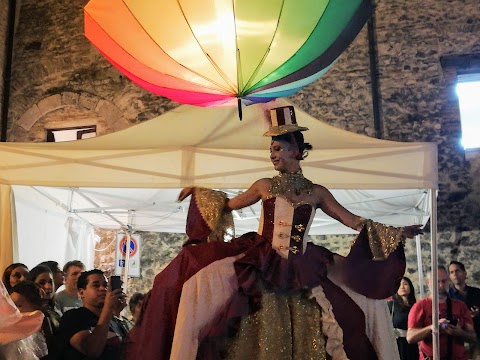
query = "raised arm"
xmin=314 ymin=185 xmax=361 ymax=231
xmin=177 ymin=179 xmax=271 ymax=212
xmin=226 ymin=179 xmax=270 ymax=211
xmin=315 ymin=184 xmax=423 ymax=238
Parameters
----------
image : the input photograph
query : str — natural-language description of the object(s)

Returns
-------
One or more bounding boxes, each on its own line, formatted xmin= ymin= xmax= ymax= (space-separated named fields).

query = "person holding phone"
xmin=58 ymin=269 xmax=128 ymax=360
xmin=407 ymin=266 xmax=476 ymax=360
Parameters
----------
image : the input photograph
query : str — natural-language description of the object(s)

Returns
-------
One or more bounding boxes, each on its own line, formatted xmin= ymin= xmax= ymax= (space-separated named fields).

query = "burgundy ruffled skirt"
xmin=125 ymin=228 xmax=404 ymax=360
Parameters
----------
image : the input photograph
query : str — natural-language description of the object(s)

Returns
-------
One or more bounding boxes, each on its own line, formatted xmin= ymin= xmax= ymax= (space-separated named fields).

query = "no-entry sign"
xmin=115 ymin=233 xmax=141 ymax=277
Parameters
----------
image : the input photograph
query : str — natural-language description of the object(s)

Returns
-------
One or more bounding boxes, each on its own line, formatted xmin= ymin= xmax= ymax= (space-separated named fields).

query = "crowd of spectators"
xmin=391 ymin=260 xmax=480 ymax=360
xmin=4 ymin=256 xmax=480 ymax=360
xmin=1 ymin=260 xmax=144 ymax=360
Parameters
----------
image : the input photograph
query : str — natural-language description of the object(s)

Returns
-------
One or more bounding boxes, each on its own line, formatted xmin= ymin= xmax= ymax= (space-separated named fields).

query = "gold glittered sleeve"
xmin=355 ymin=218 xmax=405 ymax=260
xmin=193 ymin=187 xmax=234 ymax=242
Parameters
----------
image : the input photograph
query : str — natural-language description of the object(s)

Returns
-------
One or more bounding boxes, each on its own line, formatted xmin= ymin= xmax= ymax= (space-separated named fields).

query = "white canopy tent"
xmin=0 ymin=98 xmax=438 ymax=270
xmin=0 ymin=98 xmax=440 ymax=356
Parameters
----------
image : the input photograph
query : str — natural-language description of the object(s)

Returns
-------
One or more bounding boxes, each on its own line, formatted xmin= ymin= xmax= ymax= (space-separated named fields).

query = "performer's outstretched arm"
xmin=314 ymin=184 xmax=423 ymax=239
xmin=178 ymin=179 xmax=271 ymax=211
xmin=314 ymin=184 xmax=361 ymax=230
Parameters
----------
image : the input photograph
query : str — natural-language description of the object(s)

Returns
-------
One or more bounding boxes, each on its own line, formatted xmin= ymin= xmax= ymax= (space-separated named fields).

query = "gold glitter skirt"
xmin=224 ymin=284 xmax=328 ymax=360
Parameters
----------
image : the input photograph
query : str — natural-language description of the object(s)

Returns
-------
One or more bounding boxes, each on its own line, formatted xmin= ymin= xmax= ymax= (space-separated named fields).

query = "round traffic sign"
xmin=119 ymin=236 xmax=138 ymax=257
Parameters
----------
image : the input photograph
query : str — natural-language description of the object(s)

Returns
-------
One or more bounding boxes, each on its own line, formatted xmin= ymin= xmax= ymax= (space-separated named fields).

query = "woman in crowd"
xmin=388 ymin=276 xmax=419 ymax=360
xmin=27 ymin=265 xmax=61 ymax=356
xmin=126 ymin=106 xmax=423 ymax=360
xmin=2 ymin=263 xmax=29 ymax=294
xmin=38 ymin=261 xmax=64 ymax=292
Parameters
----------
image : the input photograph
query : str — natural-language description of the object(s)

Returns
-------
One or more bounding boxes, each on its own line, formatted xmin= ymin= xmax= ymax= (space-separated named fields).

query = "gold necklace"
xmin=270 ymin=170 xmax=313 ymax=197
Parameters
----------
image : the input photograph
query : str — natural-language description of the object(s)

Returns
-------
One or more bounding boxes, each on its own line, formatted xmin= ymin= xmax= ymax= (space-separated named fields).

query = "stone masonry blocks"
xmin=79 ymin=92 xmax=100 ymax=111
xmin=37 ymin=94 xmax=62 ymax=114
xmin=18 ymin=104 xmax=42 ymax=131
xmin=61 ymin=92 xmax=80 ymax=106
xmin=96 ymin=99 xmax=122 ymax=127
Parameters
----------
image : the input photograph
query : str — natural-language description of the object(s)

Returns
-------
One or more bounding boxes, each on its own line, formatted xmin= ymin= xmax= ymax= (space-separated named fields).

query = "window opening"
xmin=456 ymin=74 xmax=480 ymax=150
xmin=46 ymin=125 xmax=97 ymax=142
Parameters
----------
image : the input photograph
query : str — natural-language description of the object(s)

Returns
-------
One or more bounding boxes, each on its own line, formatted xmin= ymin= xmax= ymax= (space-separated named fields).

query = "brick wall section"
xmin=291 ymin=28 xmax=377 ymax=137
xmin=5 ymin=0 xmax=480 ymax=293
xmin=7 ymin=0 xmax=177 ymax=140
xmin=374 ymin=0 xmax=480 ymax=231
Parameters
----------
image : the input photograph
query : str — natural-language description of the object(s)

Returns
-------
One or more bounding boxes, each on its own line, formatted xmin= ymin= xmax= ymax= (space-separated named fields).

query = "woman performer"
xmin=126 ymin=106 xmax=422 ymax=360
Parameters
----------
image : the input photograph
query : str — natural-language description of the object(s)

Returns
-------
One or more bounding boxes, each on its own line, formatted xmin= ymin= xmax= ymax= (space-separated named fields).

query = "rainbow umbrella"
xmin=84 ymin=0 xmax=372 ymax=109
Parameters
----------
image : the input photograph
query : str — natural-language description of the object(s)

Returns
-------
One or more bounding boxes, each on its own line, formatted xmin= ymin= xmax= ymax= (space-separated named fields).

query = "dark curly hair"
xmin=272 ymin=131 xmax=312 ymax=159
xmin=77 ymin=269 xmax=105 ymax=290
xmin=11 ymin=281 xmax=44 ymax=311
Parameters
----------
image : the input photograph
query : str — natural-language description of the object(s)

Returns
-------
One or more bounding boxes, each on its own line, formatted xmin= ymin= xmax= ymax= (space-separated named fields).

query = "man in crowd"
xmin=448 ymin=260 xmax=480 ymax=359
xmin=55 ymin=260 xmax=85 ymax=314
xmin=407 ymin=265 xmax=476 ymax=359
xmin=58 ymin=269 xmax=128 ymax=360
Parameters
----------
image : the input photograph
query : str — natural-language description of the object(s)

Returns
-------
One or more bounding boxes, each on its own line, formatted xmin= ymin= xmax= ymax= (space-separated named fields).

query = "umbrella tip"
xmin=237 ymin=98 xmax=243 ymax=120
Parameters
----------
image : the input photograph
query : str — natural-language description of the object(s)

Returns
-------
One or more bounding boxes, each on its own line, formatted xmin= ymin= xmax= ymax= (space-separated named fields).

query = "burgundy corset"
xmin=258 ymin=197 xmax=315 ymax=258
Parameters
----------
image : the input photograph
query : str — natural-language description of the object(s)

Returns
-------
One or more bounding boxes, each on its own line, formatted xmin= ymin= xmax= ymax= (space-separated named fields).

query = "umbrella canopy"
xmin=84 ymin=0 xmax=372 ymax=107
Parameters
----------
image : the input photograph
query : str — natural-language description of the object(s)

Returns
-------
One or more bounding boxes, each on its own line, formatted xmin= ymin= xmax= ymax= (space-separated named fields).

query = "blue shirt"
xmin=448 ymin=284 xmax=480 ymax=335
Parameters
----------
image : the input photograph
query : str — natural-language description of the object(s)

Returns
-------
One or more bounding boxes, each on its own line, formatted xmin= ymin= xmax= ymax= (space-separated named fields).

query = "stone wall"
xmin=6 ymin=0 xmax=177 ymax=141
xmin=374 ymin=0 xmax=480 ymax=232
xmin=94 ymin=229 xmax=186 ymax=298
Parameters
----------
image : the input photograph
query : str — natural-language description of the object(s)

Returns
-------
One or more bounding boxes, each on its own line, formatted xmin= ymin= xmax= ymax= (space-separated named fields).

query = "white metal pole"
xmin=415 ymin=235 xmax=425 ymax=299
xmin=123 ymin=228 xmax=131 ymax=290
xmin=430 ymin=189 xmax=439 ymax=360
xmin=123 ymin=210 xmax=136 ymax=296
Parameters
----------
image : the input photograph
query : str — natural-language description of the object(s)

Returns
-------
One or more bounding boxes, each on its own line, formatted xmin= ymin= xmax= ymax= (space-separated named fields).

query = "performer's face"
xmin=270 ymin=140 xmax=299 ymax=172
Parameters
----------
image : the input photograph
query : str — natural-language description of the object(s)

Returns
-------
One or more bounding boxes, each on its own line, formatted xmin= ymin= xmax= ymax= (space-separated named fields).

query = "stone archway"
xmin=8 ymin=91 xmax=131 ymax=142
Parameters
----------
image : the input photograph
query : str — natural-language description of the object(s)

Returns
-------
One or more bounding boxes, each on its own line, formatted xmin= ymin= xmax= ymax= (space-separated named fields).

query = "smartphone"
xmin=110 ymin=275 xmax=122 ymax=291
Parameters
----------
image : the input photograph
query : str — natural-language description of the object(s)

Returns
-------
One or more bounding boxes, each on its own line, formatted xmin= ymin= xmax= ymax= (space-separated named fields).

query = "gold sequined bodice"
xmin=269 ymin=171 xmax=314 ymax=198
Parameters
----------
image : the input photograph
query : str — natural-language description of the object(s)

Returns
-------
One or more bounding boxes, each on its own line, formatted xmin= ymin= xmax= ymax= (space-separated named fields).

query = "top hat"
xmin=263 ymin=106 xmax=309 ymax=136
xmin=0 ymin=280 xmax=44 ymax=344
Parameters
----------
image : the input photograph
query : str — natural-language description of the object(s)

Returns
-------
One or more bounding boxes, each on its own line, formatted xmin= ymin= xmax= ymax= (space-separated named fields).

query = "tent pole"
xmin=123 ymin=211 xmax=133 ymax=295
xmin=122 ymin=218 xmax=132 ymax=293
xmin=75 ymin=189 xmax=125 ymax=227
xmin=415 ymin=235 xmax=424 ymax=299
xmin=123 ymin=229 xmax=131 ymax=293
xmin=67 ymin=188 xmax=74 ymax=212
xmin=430 ymin=189 xmax=439 ymax=360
